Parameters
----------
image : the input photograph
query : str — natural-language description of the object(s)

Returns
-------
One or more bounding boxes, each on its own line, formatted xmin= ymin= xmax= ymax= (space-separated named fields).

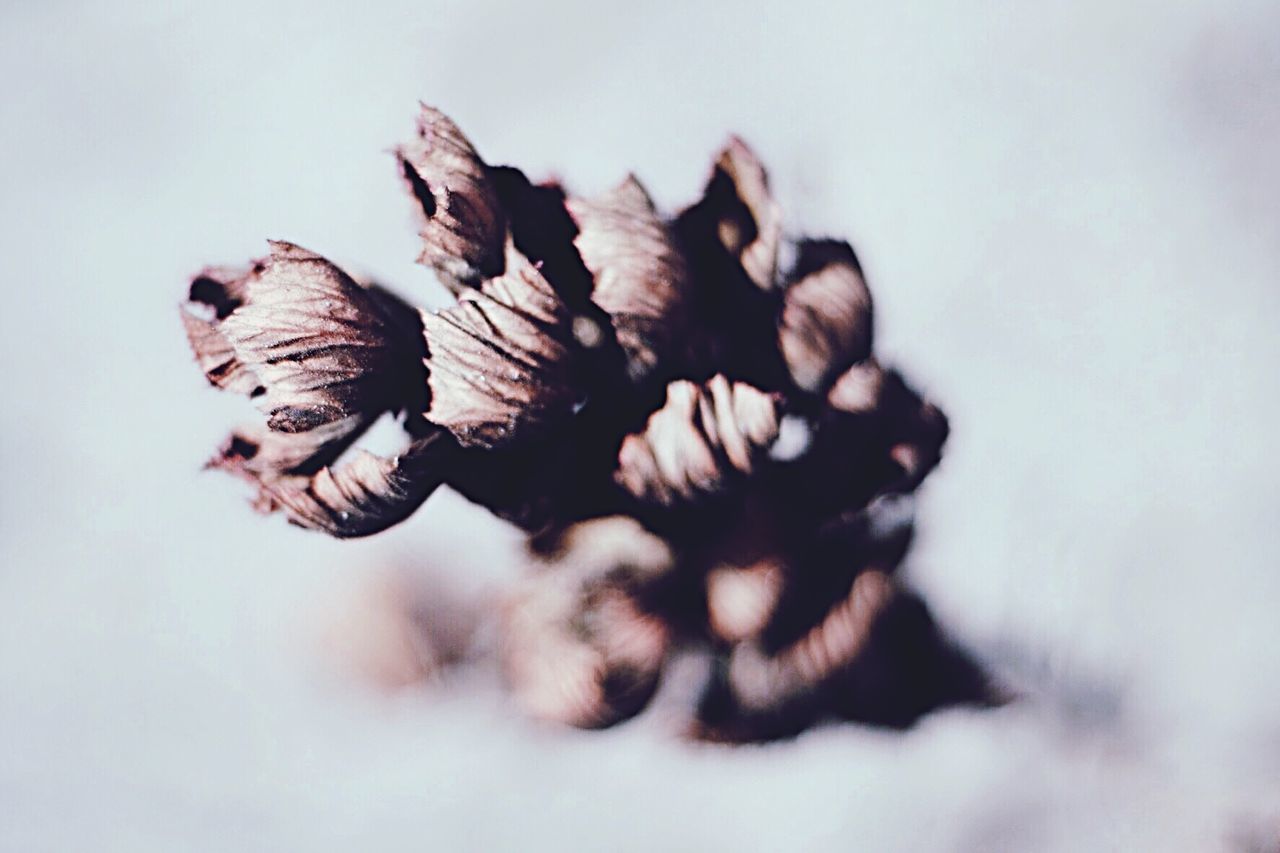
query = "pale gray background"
xmin=2 ymin=1 xmax=1279 ymax=850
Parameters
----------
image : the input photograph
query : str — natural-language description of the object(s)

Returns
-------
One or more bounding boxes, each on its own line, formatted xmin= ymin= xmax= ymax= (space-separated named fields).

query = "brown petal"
xmin=566 ymin=175 xmax=691 ymax=380
xmin=615 ymin=375 xmax=779 ymax=505
xmin=778 ymin=240 xmax=873 ymax=393
xmin=422 ymin=244 xmax=581 ymax=449
xmin=253 ymin=432 xmax=452 ymax=538
xmin=688 ymin=136 xmax=783 ymax=291
xmin=501 ymin=517 xmax=674 ymax=728
xmin=184 ymin=264 xmax=256 ymax=391
xmin=395 ymin=104 xmax=506 ymax=292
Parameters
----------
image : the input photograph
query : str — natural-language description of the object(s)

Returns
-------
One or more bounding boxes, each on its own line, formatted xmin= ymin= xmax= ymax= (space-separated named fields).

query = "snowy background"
xmin=3 ymin=1 xmax=1279 ymax=849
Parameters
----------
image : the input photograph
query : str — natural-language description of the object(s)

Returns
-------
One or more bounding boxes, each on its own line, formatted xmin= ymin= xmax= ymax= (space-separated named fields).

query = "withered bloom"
xmin=181 ymin=104 xmax=992 ymax=737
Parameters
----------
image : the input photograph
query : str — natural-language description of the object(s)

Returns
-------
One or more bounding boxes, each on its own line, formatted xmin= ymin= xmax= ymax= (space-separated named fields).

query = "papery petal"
xmin=395 ymin=104 xmax=506 ymax=291
xmin=683 ymin=137 xmax=782 ymax=291
xmin=778 ymin=240 xmax=873 ymax=393
xmin=422 ymin=245 xmax=581 ymax=448
xmin=616 ymin=375 xmax=779 ymax=505
xmin=217 ymin=241 xmax=419 ymax=432
xmin=566 ymin=175 xmax=691 ymax=380
xmin=254 ymin=432 xmax=452 ymax=538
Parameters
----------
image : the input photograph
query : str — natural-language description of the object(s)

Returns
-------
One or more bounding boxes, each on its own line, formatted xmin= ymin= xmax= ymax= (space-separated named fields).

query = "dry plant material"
xmin=181 ymin=104 xmax=992 ymax=739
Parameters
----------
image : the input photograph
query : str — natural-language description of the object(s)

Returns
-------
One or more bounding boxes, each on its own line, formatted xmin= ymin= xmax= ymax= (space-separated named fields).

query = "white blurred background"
xmin=2 ymin=1 xmax=1279 ymax=849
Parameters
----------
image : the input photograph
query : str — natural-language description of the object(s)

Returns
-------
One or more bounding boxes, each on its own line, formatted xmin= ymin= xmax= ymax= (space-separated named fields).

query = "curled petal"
xmin=395 ymin=104 xmax=506 ymax=291
xmin=566 ymin=175 xmax=691 ymax=379
xmin=726 ymin=569 xmax=894 ymax=712
xmin=182 ymin=241 xmax=426 ymax=481
xmin=615 ymin=375 xmax=779 ymax=505
xmin=253 ymin=432 xmax=452 ymax=538
xmin=422 ymin=245 xmax=581 ymax=448
xmin=778 ymin=240 xmax=873 ymax=393
xmin=687 ymin=137 xmax=782 ymax=291
xmin=501 ymin=517 xmax=674 ymax=728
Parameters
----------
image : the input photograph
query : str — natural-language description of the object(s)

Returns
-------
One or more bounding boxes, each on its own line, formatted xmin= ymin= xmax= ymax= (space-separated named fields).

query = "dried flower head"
xmin=181 ymin=104 xmax=993 ymax=738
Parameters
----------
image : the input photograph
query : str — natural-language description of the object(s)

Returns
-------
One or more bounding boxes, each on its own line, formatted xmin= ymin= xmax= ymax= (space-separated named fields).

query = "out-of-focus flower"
xmin=501 ymin=516 xmax=674 ymax=728
xmin=181 ymin=104 xmax=990 ymax=737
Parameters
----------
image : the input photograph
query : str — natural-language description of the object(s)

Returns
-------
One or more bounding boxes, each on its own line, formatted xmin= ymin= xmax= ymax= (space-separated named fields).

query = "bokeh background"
xmin=3 ymin=1 xmax=1279 ymax=849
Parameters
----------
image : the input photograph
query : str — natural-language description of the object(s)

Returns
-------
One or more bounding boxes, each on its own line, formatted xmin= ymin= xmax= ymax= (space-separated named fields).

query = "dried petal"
xmin=182 ymin=241 xmax=426 ymax=481
xmin=566 ymin=175 xmax=691 ymax=379
xmin=255 ymin=432 xmax=452 ymax=538
xmin=501 ymin=517 xmax=674 ymax=728
xmin=422 ymin=244 xmax=581 ymax=448
xmin=778 ymin=240 xmax=873 ymax=393
xmin=615 ymin=375 xmax=779 ymax=505
xmin=396 ymin=104 xmax=506 ymax=291
xmin=682 ymin=136 xmax=783 ymax=290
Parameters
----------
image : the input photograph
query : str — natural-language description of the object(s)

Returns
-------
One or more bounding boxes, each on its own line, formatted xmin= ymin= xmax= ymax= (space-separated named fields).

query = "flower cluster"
xmin=182 ymin=105 xmax=990 ymax=739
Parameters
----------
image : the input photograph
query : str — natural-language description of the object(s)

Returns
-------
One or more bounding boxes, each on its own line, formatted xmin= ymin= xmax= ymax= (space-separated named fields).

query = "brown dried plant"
xmin=181 ymin=104 xmax=993 ymax=740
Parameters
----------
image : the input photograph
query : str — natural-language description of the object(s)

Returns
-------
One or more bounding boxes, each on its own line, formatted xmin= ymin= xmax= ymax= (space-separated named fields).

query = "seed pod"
xmin=395 ymin=103 xmax=506 ymax=292
xmin=567 ymin=175 xmax=691 ymax=380
xmin=778 ymin=240 xmax=873 ymax=393
xmin=615 ymin=375 xmax=779 ymax=505
xmin=501 ymin=517 xmax=674 ymax=728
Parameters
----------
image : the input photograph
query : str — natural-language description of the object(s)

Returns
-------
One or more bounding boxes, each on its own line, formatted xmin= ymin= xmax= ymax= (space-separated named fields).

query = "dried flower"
xmin=181 ymin=104 xmax=992 ymax=737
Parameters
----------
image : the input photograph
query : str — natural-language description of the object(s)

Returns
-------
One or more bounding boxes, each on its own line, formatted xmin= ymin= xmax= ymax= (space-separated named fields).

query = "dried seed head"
xmin=615 ymin=375 xmax=779 ymax=505
xmin=421 ymin=244 xmax=582 ymax=449
xmin=567 ymin=175 xmax=691 ymax=380
xmin=778 ymin=240 xmax=873 ymax=393
xmin=396 ymin=104 xmax=506 ymax=291
xmin=501 ymin=517 xmax=674 ymax=728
